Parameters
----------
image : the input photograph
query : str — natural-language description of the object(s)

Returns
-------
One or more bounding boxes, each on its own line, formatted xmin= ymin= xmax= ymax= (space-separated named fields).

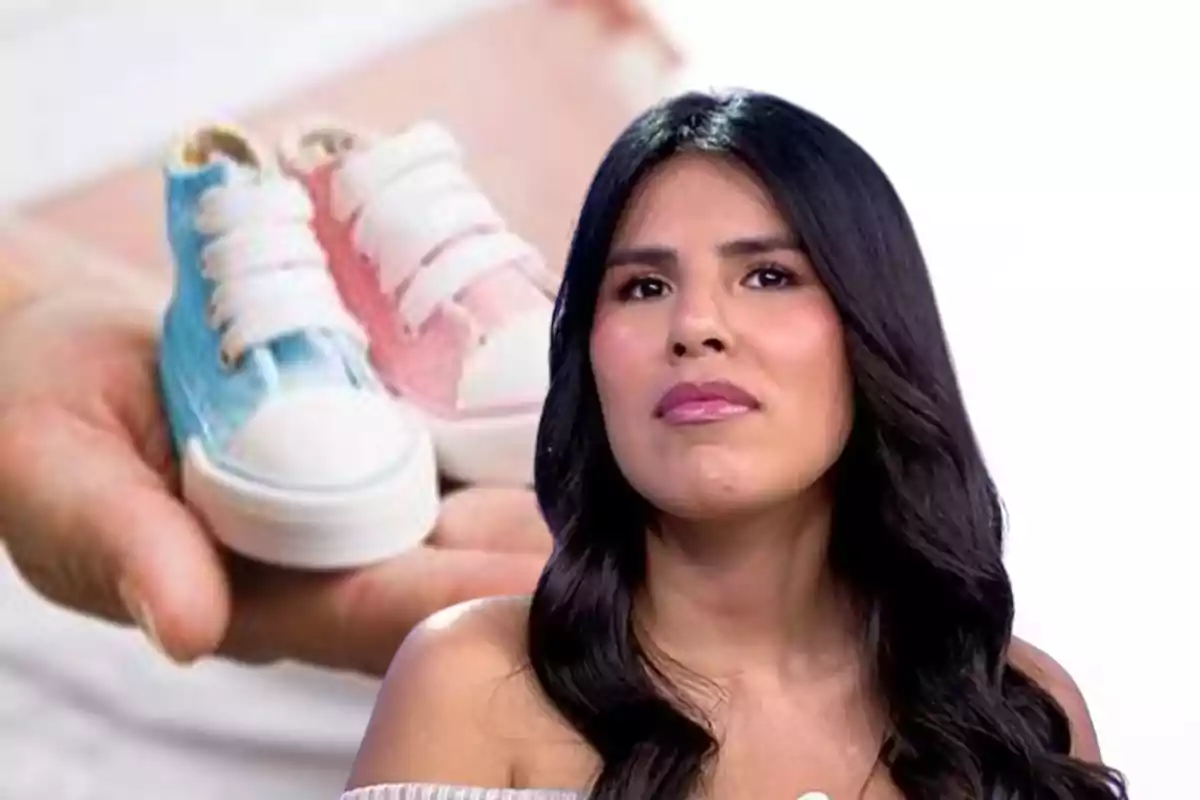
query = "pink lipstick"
xmin=654 ymin=380 xmax=761 ymax=425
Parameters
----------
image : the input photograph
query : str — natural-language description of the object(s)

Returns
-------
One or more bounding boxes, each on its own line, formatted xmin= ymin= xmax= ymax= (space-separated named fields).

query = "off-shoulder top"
xmin=341 ymin=786 xmax=581 ymax=800
xmin=341 ymin=785 xmax=835 ymax=800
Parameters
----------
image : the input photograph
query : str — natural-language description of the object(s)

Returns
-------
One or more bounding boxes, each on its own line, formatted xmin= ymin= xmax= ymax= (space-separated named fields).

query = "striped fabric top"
xmin=342 ymin=782 xmax=836 ymax=799
xmin=341 ymin=785 xmax=582 ymax=800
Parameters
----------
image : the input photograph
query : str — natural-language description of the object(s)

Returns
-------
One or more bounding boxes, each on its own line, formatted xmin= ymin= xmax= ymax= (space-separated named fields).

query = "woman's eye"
xmin=618 ymin=276 xmax=670 ymax=301
xmin=744 ymin=264 xmax=800 ymax=289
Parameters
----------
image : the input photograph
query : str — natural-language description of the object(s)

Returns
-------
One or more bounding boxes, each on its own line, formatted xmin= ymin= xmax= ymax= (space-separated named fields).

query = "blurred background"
xmin=1 ymin=0 xmax=1197 ymax=797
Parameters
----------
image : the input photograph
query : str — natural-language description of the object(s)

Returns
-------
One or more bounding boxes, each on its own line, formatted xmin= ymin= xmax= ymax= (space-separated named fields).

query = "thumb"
xmin=0 ymin=406 xmax=231 ymax=662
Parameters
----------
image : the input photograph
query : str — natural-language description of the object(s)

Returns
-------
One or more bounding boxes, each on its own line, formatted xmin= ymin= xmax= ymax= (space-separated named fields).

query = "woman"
xmin=343 ymin=90 xmax=1128 ymax=798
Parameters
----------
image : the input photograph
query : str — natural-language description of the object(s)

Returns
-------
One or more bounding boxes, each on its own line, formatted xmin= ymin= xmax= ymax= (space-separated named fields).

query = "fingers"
xmin=221 ymin=547 xmax=547 ymax=676
xmin=0 ymin=404 xmax=231 ymax=662
xmin=220 ymin=487 xmax=553 ymax=674
xmin=429 ymin=485 xmax=552 ymax=554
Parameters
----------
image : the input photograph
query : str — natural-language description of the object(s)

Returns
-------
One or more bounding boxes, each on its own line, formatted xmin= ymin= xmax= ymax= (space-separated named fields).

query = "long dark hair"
xmin=529 ymin=90 xmax=1126 ymax=799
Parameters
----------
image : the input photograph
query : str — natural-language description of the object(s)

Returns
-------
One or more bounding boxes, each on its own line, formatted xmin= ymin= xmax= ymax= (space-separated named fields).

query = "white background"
xmin=648 ymin=3 xmax=1199 ymax=794
xmin=2 ymin=1 xmax=1197 ymax=795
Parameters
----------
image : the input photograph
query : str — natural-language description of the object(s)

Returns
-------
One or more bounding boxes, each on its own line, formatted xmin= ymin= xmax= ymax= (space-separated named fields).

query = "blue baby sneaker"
xmin=158 ymin=125 xmax=438 ymax=569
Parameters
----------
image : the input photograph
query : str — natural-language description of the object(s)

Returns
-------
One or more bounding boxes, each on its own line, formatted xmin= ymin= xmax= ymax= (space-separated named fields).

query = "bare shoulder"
xmin=345 ymin=595 xmax=535 ymax=790
xmin=1008 ymin=637 xmax=1102 ymax=762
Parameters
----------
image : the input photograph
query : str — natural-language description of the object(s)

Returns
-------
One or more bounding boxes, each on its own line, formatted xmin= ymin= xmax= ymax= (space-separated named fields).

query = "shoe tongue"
xmin=292 ymin=126 xmax=375 ymax=172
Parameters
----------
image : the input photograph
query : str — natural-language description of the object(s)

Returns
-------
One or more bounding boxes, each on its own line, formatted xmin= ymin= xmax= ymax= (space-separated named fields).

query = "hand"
xmin=0 ymin=289 xmax=550 ymax=676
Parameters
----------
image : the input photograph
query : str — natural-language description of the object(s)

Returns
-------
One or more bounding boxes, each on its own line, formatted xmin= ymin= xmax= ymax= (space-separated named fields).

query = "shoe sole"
xmin=180 ymin=430 xmax=439 ymax=570
xmin=427 ymin=407 xmax=541 ymax=487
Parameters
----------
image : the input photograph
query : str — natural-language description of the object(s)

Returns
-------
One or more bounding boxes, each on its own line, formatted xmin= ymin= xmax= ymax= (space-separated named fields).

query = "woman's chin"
xmin=647 ymin=483 xmax=789 ymax=523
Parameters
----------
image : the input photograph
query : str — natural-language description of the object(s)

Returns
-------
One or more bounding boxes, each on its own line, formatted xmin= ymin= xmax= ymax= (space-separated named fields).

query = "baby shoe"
xmin=279 ymin=120 xmax=557 ymax=486
xmin=158 ymin=125 xmax=439 ymax=569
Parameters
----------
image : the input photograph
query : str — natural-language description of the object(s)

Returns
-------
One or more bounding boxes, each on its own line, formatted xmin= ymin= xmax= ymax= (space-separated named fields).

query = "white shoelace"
xmin=195 ymin=172 xmax=367 ymax=365
xmin=331 ymin=124 xmax=551 ymax=337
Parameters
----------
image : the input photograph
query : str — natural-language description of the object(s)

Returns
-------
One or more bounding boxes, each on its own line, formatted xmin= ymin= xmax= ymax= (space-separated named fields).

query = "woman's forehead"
xmin=613 ymin=154 xmax=786 ymax=247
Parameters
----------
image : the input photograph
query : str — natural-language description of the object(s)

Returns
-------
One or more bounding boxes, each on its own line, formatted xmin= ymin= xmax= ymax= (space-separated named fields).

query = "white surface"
xmin=0 ymin=0 xmax=507 ymax=210
xmin=651 ymin=1 xmax=1199 ymax=796
xmin=0 ymin=551 xmax=382 ymax=799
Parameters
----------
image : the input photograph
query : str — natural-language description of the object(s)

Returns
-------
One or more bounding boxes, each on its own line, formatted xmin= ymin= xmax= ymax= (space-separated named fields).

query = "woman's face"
xmin=590 ymin=153 xmax=854 ymax=521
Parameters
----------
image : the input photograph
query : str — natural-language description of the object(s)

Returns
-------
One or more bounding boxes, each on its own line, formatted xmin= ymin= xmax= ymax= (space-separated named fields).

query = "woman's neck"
xmin=636 ymin=493 xmax=862 ymax=684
